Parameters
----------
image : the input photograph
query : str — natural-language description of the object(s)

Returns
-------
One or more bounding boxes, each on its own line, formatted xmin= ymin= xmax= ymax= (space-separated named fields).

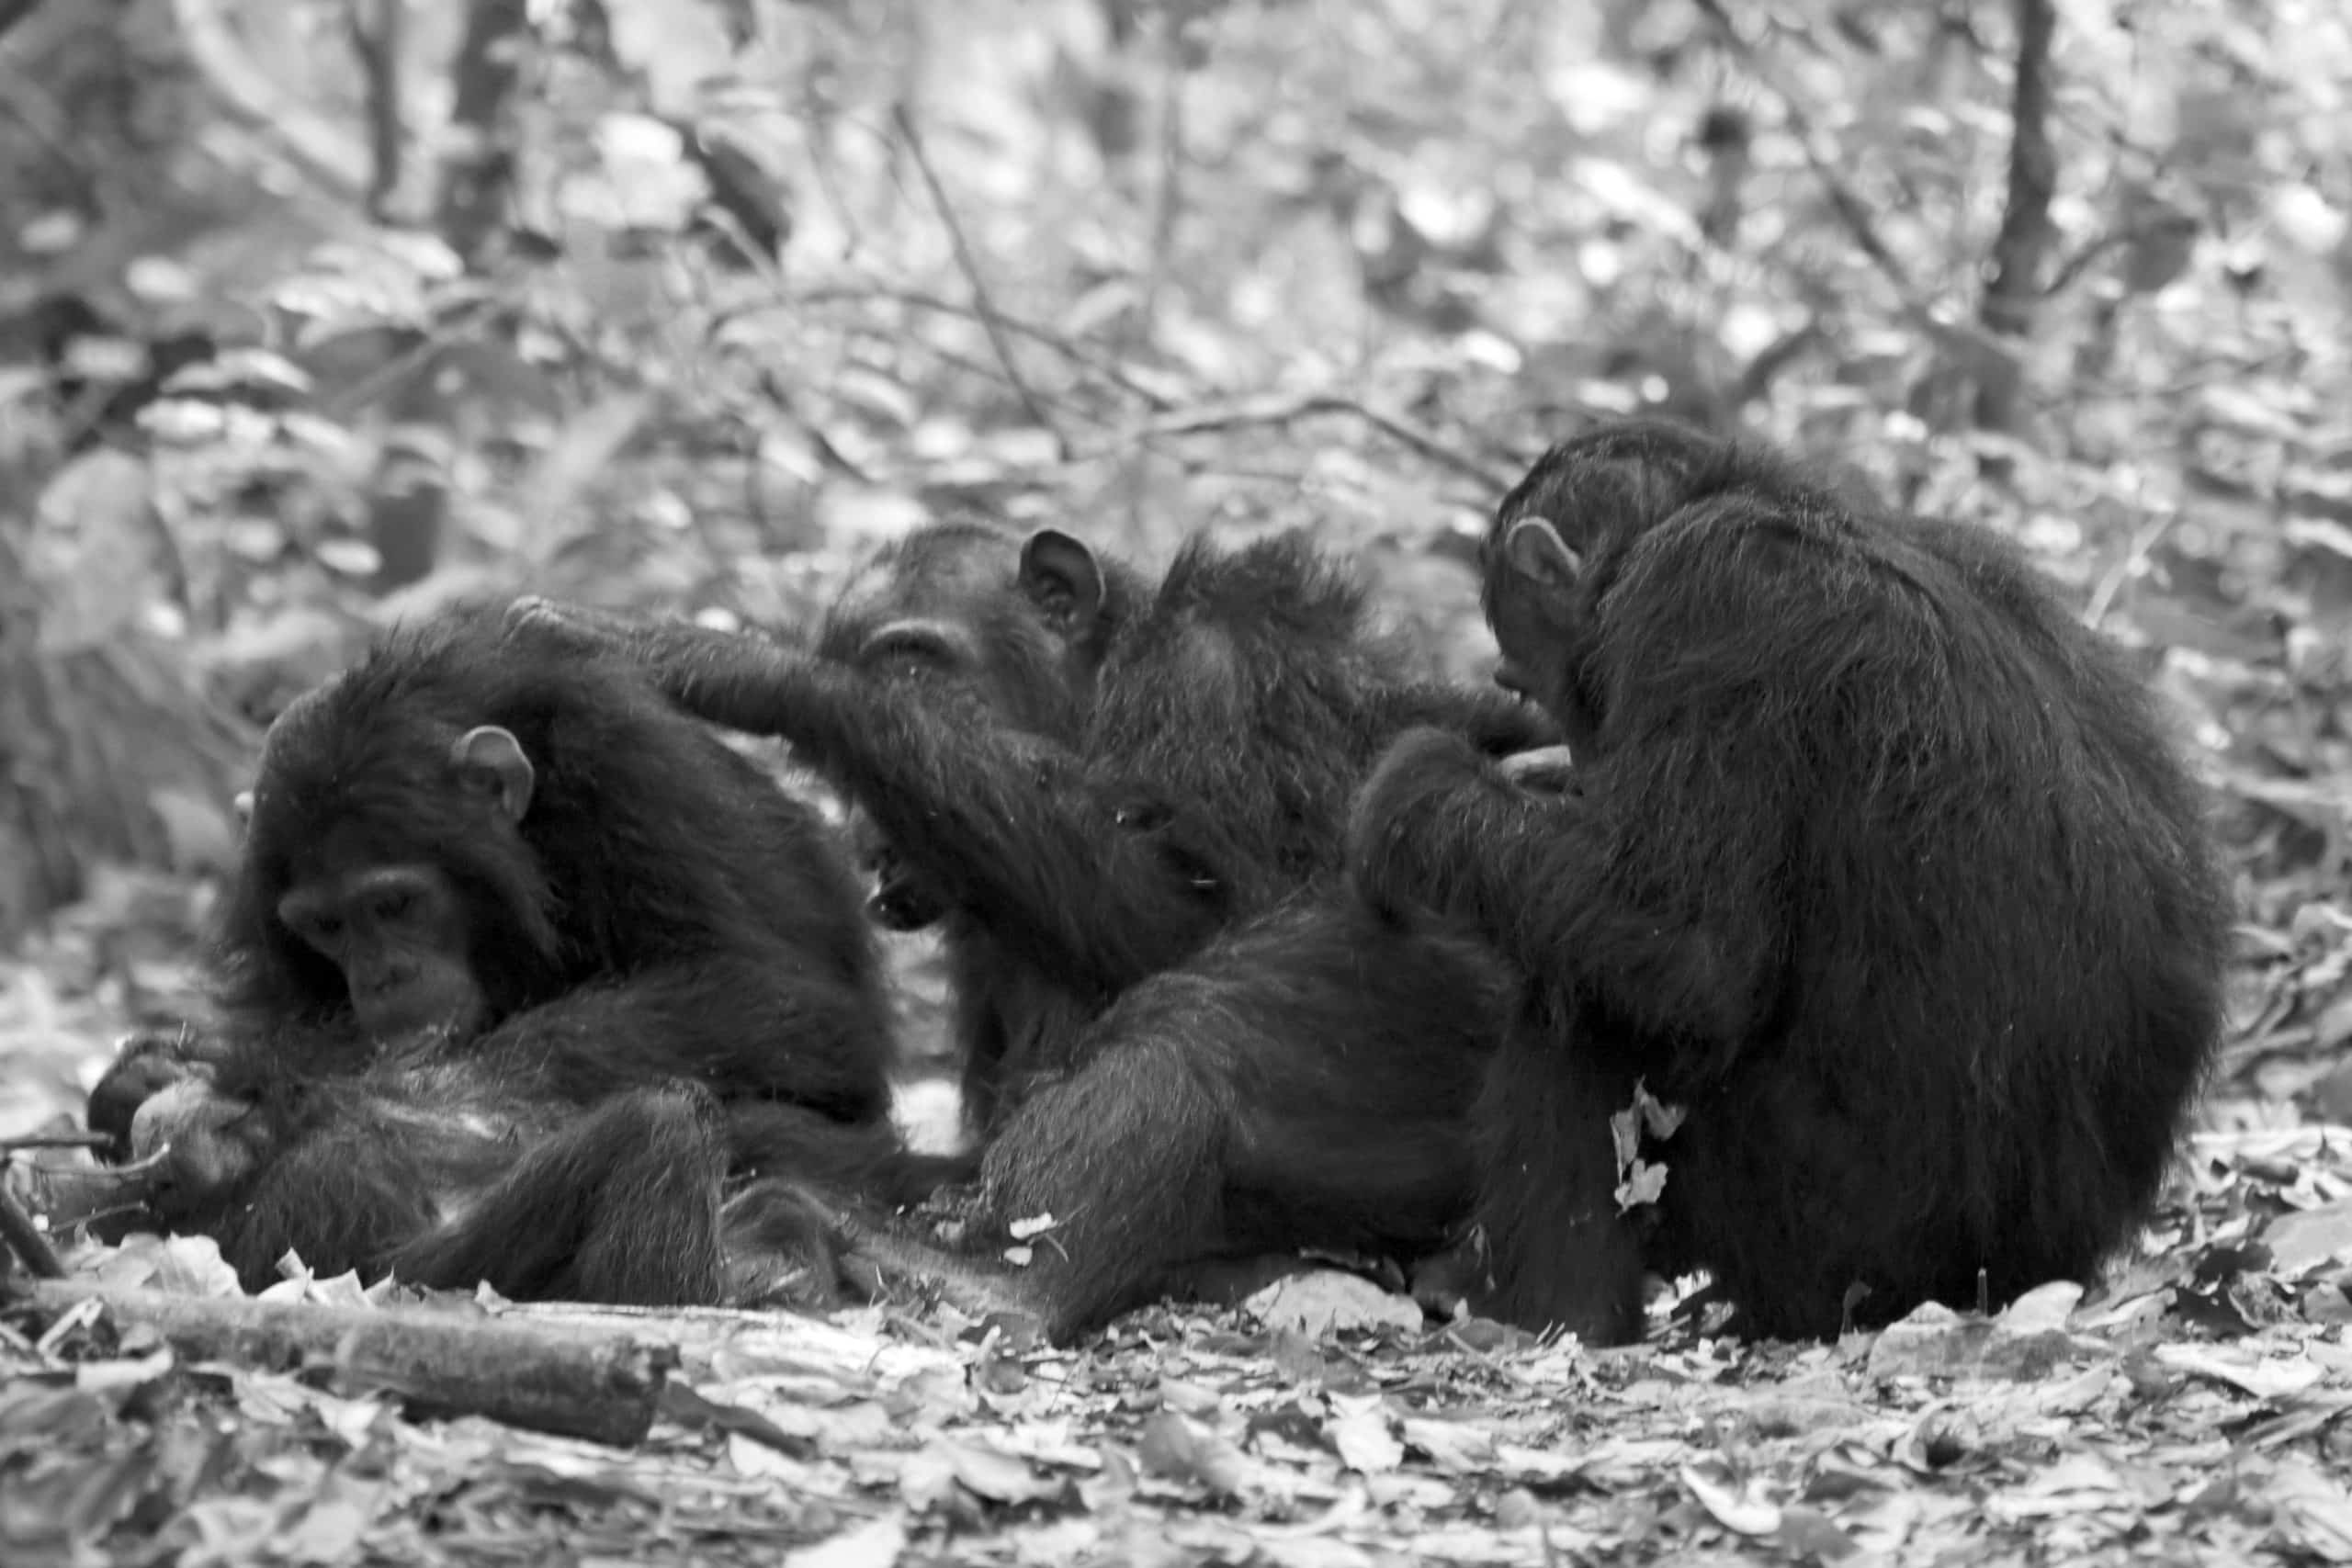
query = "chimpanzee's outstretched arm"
xmin=476 ymin=952 xmax=893 ymax=1124
xmin=1349 ymin=727 xmax=1787 ymax=1060
xmin=509 ymin=605 xmax=1234 ymax=996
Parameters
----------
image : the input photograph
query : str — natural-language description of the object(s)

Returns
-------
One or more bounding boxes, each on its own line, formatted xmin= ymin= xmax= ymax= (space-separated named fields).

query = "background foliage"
xmin=6 ymin=0 xmax=2352 ymax=1562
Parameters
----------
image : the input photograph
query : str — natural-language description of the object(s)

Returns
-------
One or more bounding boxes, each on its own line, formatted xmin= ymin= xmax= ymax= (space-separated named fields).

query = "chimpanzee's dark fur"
xmin=513 ymin=527 xmax=1546 ymax=1335
xmin=89 ymin=607 xmax=939 ymax=1301
xmin=1350 ymin=421 xmax=2233 ymax=1342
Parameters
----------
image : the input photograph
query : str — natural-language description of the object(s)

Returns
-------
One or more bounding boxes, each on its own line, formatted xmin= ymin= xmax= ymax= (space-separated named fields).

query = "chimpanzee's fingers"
xmin=501 ymin=596 xmax=636 ymax=651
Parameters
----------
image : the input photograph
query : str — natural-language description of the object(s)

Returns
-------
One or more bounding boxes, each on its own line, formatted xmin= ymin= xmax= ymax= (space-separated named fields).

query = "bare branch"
xmin=889 ymin=103 xmax=1068 ymax=451
xmin=20 ymin=1280 xmax=676 ymax=1447
xmin=1081 ymin=389 xmax=1510 ymax=492
xmin=1690 ymin=0 xmax=2027 ymax=379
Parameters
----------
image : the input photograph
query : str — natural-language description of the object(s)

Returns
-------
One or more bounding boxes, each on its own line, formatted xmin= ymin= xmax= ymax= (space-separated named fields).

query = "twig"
xmin=1081 ymin=390 xmax=1511 ymax=493
xmin=785 ymin=286 xmax=1176 ymax=410
xmin=888 ymin=103 xmax=1067 ymax=451
xmin=2041 ymin=231 xmax=2125 ymax=299
xmin=174 ymin=0 xmax=368 ymax=198
xmin=0 ymin=1185 xmax=63 ymax=1279
xmin=0 ymin=1132 xmax=110 ymax=1153
xmin=2083 ymin=506 xmax=2177 ymax=632
xmin=17 ymin=1280 xmax=677 ymax=1447
xmin=1690 ymin=0 xmax=1914 ymax=290
xmin=1690 ymin=0 xmax=2024 ymax=374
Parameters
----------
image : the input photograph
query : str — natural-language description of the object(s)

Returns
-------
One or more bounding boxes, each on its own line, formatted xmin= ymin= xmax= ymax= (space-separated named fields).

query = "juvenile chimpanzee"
xmin=510 ymin=525 xmax=1549 ymax=1336
xmin=97 ymin=1039 xmax=741 ymax=1303
xmin=1349 ymin=421 xmax=2234 ymax=1344
xmin=88 ymin=605 xmax=935 ymax=1300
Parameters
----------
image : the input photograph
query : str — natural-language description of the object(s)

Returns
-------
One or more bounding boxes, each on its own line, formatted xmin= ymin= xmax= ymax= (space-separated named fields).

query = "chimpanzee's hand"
xmin=128 ymin=1077 xmax=272 ymax=1220
xmin=1348 ymin=727 xmax=1487 ymax=917
xmin=502 ymin=596 xmax=645 ymax=659
xmin=1352 ymin=727 xmax=1486 ymax=843
xmin=87 ymin=1031 xmax=207 ymax=1163
xmin=91 ymin=1031 xmax=272 ymax=1215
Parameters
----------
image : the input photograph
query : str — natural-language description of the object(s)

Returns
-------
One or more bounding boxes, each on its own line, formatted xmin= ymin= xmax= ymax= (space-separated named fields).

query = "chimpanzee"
xmin=96 ymin=1038 xmax=744 ymax=1303
xmin=87 ymin=605 xmax=939 ymax=1301
xmin=1348 ymin=421 xmax=2234 ymax=1344
xmin=509 ymin=525 xmax=1551 ymax=1336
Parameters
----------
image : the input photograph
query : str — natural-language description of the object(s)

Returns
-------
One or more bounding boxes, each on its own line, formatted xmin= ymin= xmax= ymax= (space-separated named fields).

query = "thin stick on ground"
xmin=0 ymin=1183 xmax=64 ymax=1279
xmin=889 ymin=103 xmax=1067 ymax=451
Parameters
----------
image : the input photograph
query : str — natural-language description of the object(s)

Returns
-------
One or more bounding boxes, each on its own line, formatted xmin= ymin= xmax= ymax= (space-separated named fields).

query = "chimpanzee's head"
xmin=221 ymin=619 xmax=566 ymax=1044
xmin=814 ymin=522 xmax=1137 ymax=740
xmin=1482 ymin=420 xmax=1739 ymax=743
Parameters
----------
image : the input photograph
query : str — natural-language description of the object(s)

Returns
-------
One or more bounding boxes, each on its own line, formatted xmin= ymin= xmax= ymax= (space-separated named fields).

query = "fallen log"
xmin=11 ymin=1280 xmax=676 ymax=1447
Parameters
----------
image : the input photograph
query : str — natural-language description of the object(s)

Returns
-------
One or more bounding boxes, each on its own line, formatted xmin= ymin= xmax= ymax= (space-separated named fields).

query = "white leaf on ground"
xmin=1326 ymin=1400 xmax=1402 ymax=1473
xmin=1246 ymin=1269 xmax=1421 ymax=1337
xmin=2155 ymin=1344 xmax=2325 ymax=1399
xmin=784 ymin=1513 xmax=908 ymax=1568
xmin=1681 ymin=1459 xmax=1781 ymax=1535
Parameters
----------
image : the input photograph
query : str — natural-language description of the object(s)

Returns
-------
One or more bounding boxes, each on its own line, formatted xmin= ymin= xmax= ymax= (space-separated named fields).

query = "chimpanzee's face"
xmin=847 ymin=807 xmax=950 ymax=932
xmin=254 ymin=722 xmax=537 ymax=1046
xmin=820 ymin=526 xmax=1099 ymax=740
xmin=1484 ymin=514 xmax=1585 ymax=732
xmin=276 ymin=847 xmax=483 ymax=1043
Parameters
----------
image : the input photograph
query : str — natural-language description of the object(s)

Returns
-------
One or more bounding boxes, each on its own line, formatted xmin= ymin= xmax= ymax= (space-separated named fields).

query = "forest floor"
xmin=6 ymin=915 xmax=2352 ymax=1568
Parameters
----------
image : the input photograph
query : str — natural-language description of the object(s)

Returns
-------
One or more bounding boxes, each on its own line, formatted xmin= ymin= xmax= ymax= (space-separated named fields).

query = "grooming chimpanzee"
xmin=87 ymin=606 xmax=933 ymax=1301
xmin=510 ymin=525 xmax=1550 ymax=1337
xmin=1349 ymin=421 xmax=2233 ymax=1344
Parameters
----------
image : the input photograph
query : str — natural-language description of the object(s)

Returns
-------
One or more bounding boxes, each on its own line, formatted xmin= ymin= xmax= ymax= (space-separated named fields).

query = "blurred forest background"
xmin=2 ymin=0 xmax=2351 ymax=1145
xmin=13 ymin=2 xmax=2352 ymax=1562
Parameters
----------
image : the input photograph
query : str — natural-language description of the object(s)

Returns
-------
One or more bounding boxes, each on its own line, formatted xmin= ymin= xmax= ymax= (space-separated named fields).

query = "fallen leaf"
xmin=1138 ymin=1410 xmax=1260 ymax=1496
xmin=1245 ymin=1270 xmax=1422 ymax=1337
xmin=2154 ymin=1344 xmax=2325 ymax=1399
xmin=1400 ymin=1416 xmax=1497 ymax=1472
xmin=1682 ymin=1458 xmax=1781 ymax=1535
xmin=784 ymin=1513 xmax=908 ymax=1568
xmin=1774 ymin=1503 xmax=1861 ymax=1562
xmin=1326 ymin=1402 xmax=1402 ymax=1474
xmin=2267 ymin=1200 xmax=2352 ymax=1277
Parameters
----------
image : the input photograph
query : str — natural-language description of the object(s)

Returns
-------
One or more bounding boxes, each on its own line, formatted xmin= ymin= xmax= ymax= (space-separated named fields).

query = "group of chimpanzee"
xmin=86 ymin=420 xmax=2233 ymax=1348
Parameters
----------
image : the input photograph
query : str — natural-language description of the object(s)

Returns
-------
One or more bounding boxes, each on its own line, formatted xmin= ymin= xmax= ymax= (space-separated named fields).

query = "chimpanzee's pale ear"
xmin=451 ymin=726 xmax=535 ymax=824
xmin=233 ymin=790 xmax=254 ymax=828
xmin=1018 ymin=528 xmax=1105 ymax=638
xmin=1502 ymin=516 xmax=1582 ymax=593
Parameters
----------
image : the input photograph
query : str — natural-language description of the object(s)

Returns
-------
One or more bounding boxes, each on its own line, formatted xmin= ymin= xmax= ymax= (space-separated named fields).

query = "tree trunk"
xmin=1973 ymin=0 xmax=2058 ymax=431
xmin=435 ymin=0 xmax=529 ymax=263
